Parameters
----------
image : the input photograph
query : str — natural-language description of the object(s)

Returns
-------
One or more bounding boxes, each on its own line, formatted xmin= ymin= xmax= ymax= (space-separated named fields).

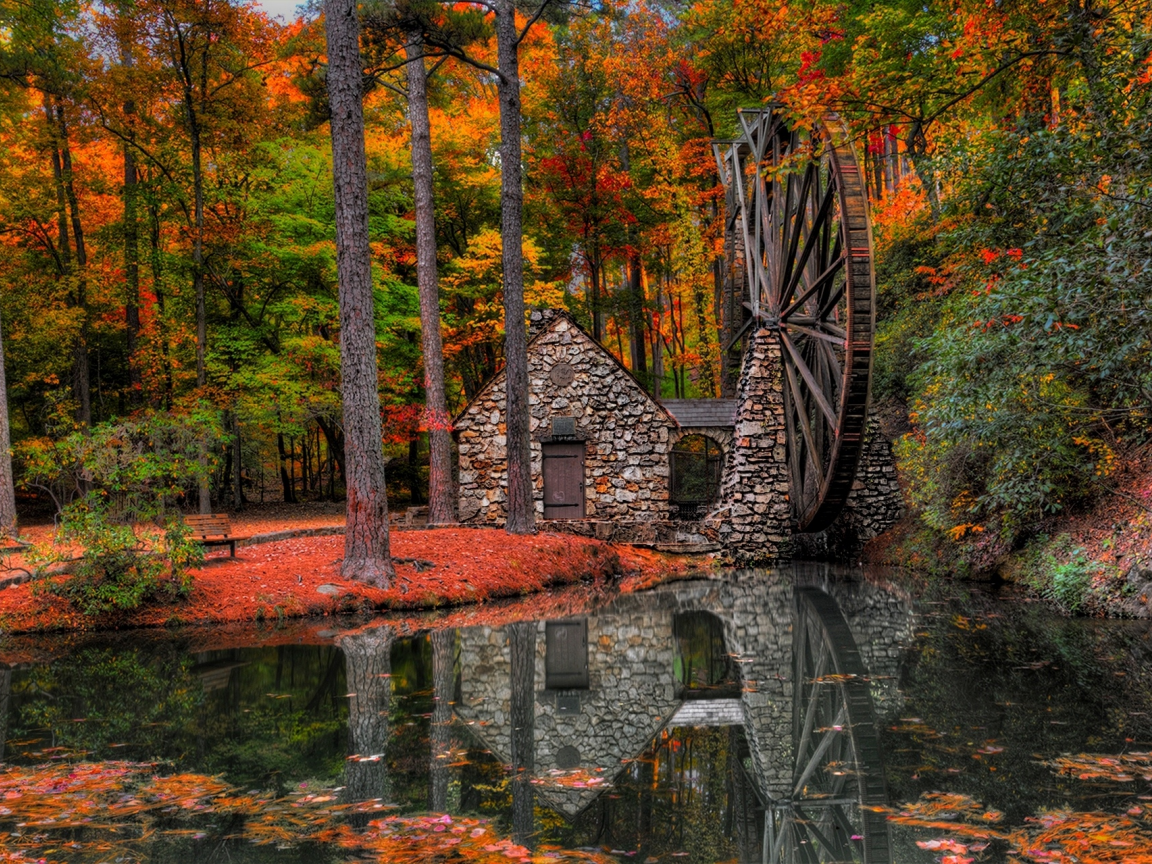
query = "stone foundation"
xmin=793 ymin=415 xmax=904 ymax=560
xmin=711 ymin=328 xmax=792 ymax=565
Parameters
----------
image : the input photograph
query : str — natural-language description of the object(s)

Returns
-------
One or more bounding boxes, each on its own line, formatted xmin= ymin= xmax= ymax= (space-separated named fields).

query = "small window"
xmin=545 ymin=619 xmax=589 ymax=689
xmin=669 ymin=435 xmax=724 ymax=520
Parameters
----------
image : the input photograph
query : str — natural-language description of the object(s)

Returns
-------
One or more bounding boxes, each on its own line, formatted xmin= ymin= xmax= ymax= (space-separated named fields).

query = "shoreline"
xmin=0 ymin=527 xmax=699 ymax=635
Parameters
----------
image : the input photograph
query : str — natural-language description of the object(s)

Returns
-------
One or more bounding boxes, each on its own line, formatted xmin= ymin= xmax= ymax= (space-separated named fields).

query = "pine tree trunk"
xmin=493 ymin=0 xmax=534 ymax=535
xmin=405 ymin=40 xmax=455 ymax=525
xmin=53 ymin=104 xmax=91 ymax=428
xmin=341 ymin=628 xmax=393 ymax=807
xmin=121 ymin=31 xmax=142 ymax=407
xmin=191 ymin=118 xmax=210 ymax=513
xmin=325 ymin=0 xmax=395 ymax=586
xmin=0 ymin=315 xmax=16 ymax=536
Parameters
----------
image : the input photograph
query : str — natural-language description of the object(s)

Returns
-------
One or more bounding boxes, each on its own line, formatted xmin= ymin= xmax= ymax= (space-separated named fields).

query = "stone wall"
xmin=454 ymin=609 xmax=681 ymax=817
xmin=710 ymin=328 xmax=792 ymax=565
xmin=794 ymin=415 xmax=904 ymax=560
xmin=454 ymin=310 xmax=677 ymax=525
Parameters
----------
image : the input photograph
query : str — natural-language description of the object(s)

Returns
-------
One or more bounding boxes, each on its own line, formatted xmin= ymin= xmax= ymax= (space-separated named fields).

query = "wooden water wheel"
xmin=765 ymin=586 xmax=890 ymax=864
xmin=714 ymin=107 xmax=875 ymax=533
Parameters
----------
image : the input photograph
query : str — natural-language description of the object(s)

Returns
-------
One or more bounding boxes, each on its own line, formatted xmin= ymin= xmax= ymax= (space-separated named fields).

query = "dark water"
xmin=4 ymin=565 xmax=1152 ymax=863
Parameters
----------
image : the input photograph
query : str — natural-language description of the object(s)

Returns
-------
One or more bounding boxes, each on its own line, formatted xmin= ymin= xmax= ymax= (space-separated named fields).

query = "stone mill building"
xmin=452 ymin=308 xmax=901 ymax=563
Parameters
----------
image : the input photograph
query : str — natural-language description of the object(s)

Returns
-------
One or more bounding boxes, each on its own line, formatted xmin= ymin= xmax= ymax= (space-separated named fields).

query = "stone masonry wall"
xmin=454 ymin=611 xmax=680 ymax=817
xmin=710 ymin=328 xmax=792 ymax=565
xmin=794 ymin=415 xmax=904 ymax=560
xmin=454 ymin=311 xmax=678 ymax=525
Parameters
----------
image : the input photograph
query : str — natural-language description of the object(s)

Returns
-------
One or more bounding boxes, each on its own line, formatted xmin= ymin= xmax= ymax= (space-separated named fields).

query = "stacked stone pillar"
xmin=713 ymin=327 xmax=792 ymax=565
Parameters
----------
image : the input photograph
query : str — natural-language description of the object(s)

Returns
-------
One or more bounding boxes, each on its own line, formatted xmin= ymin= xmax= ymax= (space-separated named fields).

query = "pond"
xmin=2 ymin=564 xmax=1152 ymax=863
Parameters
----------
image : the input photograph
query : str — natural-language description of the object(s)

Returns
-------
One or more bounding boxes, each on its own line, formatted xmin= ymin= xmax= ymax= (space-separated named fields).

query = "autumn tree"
xmin=325 ymin=0 xmax=395 ymax=585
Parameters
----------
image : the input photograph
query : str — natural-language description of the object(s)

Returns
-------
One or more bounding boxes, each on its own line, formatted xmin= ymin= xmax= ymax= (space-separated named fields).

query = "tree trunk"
xmin=429 ymin=628 xmax=454 ymax=812
xmin=508 ymin=621 xmax=535 ymax=848
xmin=0 ymin=315 xmax=16 ymax=536
xmin=405 ymin=40 xmax=456 ymax=525
xmin=277 ymin=432 xmax=297 ymax=504
xmin=49 ymin=102 xmax=91 ymax=428
xmin=325 ymin=0 xmax=395 ymax=586
xmin=628 ymin=253 xmax=647 ymax=389
xmin=341 ymin=628 xmax=393 ymax=808
xmin=0 ymin=669 xmax=10 ymax=764
xmin=120 ymin=33 xmax=142 ymax=407
xmin=493 ymin=0 xmax=534 ymax=535
xmin=233 ymin=413 xmax=243 ymax=509
xmin=190 ymin=105 xmax=210 ymax=514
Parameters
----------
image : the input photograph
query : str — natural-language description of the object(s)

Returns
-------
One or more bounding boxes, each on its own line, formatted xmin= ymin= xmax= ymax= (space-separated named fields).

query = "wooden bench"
xmin=185 ymin=514 xmax=249 ymax=557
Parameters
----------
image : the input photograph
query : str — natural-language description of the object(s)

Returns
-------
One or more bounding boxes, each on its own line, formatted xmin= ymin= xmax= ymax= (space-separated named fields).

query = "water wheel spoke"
xmin=780 ymin=333 xmax=838 ymax=429
xmin=829 ymin=802 xmax=864 ymax=856
xmin=794 ymin=806 xmax=855 ymax=864
xmin=791 ymin=814 xmax=824 ymax=864
xmin=781 ymin=254 xmax=846 ymax=321
xmin=794 ymin=637 xmax=830 ymax=773
xmin=770 ymin=810 xmax=793 ymax=864
xmin=793 ymin=704 xmax=848 ymax=798
xmin=782 ymin=358 xmax=823 ymax=480
xmin=781 ymin=179 xmax=837 ymax=311
xmin=786 ymin=323 xmax=846 ymax=349
xmin=778 ymin=162 xmax=817 ymax=309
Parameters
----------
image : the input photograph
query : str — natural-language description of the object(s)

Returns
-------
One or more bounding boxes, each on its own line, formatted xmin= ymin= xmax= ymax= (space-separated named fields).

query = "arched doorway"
xmin=669 ymin=434 xmax=724 ymax=520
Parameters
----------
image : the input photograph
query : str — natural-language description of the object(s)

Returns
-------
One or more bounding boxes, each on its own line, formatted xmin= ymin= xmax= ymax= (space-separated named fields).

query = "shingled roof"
xmin=660 ymin=399 xmax=738 ymax=428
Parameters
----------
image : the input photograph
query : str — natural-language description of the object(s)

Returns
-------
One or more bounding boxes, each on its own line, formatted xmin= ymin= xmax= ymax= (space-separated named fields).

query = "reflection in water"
xmin=341 ymin=627 xmax=393 ymax=806
xmin=429 ymin=628 xmax=455 ymax=812
xmin=7 ymin=566 xmax=1152 ymax=863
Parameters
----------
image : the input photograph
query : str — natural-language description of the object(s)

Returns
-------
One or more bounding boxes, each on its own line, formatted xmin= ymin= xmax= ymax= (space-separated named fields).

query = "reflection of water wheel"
xmin=715 ymin=107 xmax=875 ymax=532
xmin=766 ymin=587 xmax=890 ymax=864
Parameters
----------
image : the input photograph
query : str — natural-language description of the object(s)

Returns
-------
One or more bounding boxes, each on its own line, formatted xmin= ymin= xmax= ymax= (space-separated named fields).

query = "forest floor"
xmin=0 ymin=507 xmax=700 ymax=634
xmin=864 ymin=446 xmax=1152 ymax=617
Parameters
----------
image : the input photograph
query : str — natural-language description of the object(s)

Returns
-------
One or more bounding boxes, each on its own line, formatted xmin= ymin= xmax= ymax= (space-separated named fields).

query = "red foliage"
xmin=0 ymin=529 xmax=689 ymax=634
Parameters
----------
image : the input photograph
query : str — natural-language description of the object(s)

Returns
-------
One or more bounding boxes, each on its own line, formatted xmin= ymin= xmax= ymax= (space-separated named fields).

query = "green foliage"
xmin=17 ymin=409 xmax=225 ymax=519
xmin=30 ymin=496 xmax=203 ymax=615
xmin=1014 ymin=534 xmax=1114 ymax=614
xmin=883 ymin=114 xmax=1152 ymax=541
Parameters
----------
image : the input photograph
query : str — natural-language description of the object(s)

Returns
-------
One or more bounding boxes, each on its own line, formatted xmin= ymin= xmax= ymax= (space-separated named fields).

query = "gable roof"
xmin=453 ymin=308 xmax=678 ymax=427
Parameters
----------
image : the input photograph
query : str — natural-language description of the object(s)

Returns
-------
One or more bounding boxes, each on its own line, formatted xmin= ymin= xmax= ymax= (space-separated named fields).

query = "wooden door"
xmin=542 ymin=442 xmax=585 ymax=519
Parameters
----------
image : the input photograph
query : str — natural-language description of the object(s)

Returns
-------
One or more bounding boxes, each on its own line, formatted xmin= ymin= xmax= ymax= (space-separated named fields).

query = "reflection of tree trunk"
xmin=429 ymin=629 xmax=455 ymax=812
xmin=341 ymin=628 xmax=393 ymax=808
xmin=636 ymin=749 xmax=654 ymax=858
xmin=508 ymin=622 xmax=535 ymax=848
xmin=0 ymin=669 xmax=11 ymax=762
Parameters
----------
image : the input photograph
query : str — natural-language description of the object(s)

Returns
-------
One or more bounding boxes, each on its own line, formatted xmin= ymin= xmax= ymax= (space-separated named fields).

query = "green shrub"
xmin=31 ymin=497 xmax=203 ymax=615
xmin=1016 ymin=535 xmax=1110 ymax=614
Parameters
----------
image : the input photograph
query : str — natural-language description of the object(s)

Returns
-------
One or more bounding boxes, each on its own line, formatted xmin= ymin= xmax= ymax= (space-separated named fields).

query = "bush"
xmin=30 ymin=496 xmax=204 ymax=615
xmin=1015 ymin=535 xmax=1110 ymax=614
xmin=17 ymin=409 xmax=225 ymax=520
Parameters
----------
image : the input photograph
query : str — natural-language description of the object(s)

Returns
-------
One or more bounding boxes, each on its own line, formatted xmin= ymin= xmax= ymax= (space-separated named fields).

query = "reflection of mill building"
xmin=452 ymin=574 xmax=916 ymax=819
xmin=452 ymin=309 xmax=902 ymax=563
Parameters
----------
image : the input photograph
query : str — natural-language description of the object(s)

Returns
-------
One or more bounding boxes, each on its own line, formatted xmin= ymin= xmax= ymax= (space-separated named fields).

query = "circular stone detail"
xmin=549 ymin=362 xmax=576 ymax=387
xmin=555 ymin=745 xmax=581 ymax=770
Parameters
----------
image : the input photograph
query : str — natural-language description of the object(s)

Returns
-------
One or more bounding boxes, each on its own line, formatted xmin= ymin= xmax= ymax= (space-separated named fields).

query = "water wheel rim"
xmin=767 ymin=587 xmax=889 ymax=864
